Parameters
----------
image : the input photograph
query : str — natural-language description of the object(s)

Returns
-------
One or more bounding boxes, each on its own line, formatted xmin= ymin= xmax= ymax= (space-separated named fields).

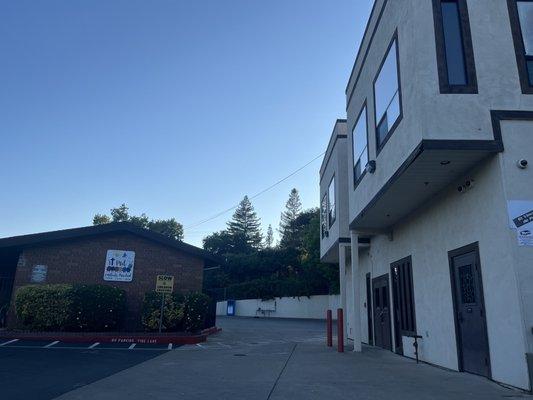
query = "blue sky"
xmin=0 ymin=0 xmax=372 ymax=246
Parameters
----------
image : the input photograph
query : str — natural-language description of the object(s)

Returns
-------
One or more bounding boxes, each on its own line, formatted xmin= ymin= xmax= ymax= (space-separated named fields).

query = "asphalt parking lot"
xmin=0 ymin=338 xmax=176 ymax=400
xmin=1 ymin=318 xmax=531 ymax=400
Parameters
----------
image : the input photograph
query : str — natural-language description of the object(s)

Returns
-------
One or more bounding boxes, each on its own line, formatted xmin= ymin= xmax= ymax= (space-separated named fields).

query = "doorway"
xmin=449 ymin=243 xmax=491 ymax=378
xmin=372 ymin=274 xmax=392 ymax=350
xmin=366 ymin=273 xmax=373 ymax=345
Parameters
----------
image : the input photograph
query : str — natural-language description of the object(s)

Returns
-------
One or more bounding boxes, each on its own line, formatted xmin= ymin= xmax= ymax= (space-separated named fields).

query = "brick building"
xmin=0 ymin=223 xmax=222 ymax=330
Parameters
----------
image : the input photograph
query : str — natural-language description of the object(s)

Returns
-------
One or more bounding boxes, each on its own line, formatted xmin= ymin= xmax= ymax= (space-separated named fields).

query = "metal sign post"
xmin=158 ymin=293 xmax=165 ymax=333
xmin=155 ymin=275 xmax=174 ymax=334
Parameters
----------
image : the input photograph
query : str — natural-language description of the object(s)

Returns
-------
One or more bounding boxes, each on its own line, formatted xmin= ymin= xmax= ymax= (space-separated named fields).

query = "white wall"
xmin=217 ymin=295 xmax=340 ymax=320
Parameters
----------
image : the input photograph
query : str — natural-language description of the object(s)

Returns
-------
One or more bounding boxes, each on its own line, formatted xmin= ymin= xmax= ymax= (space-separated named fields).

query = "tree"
xmin=93 ymin=204 xmax=184 ymax=241
xmin=203 ymin=230 xmax=234 ymax=256
xmin=227 ymin=196 xmax=263 ymax=253
xmin=264 ymin=224 xmax=274 ymax=248
xmin=93 ymin=214 xmax=111 ymax=225
xmin=279 ymin=188 xmax=302 ymax=248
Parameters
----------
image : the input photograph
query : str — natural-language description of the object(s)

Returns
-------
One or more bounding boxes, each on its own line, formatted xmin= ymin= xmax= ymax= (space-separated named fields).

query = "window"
xmin=374 ymin=34 xmax=402 ymax=152
xmin=321 ymin=193 xmax=328 ymax=238
xmin=433 ymin=0 xmax=478 ymax=93
xmin=328 ymin=177 xmax=336 ymax=227
xmin=391 ymin=257 xmax=416 ymax=335
xmin=508 ymin=0 xmax=533 ymax=93
xmin=353 ymin=104 xmax=369 ymax=185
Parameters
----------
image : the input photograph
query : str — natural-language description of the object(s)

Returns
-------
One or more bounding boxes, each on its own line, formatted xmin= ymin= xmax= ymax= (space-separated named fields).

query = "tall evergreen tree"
xmin=279 ymin=188 xmax=302 ymax=248
xmin=265 ymin=224 xmax=274 ymax=248
xmin=227 ymin=196 xmax=263 ymax=253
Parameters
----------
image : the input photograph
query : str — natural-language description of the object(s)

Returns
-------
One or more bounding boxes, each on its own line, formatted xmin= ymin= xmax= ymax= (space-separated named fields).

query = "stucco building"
xmin=320 ymin=0 xmax=533 ymax=391
xmin=0 ymin=223 xmax=221 ymax=330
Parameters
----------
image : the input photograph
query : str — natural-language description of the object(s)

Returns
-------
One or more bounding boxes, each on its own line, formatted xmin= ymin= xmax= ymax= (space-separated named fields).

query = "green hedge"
xmin=15 ymin=284 xmax=73 ymax=331
xmin=15 ymin=284 xmax=126 ymax=332
xmin=141 ymin=292 xmax=211 ymax=333
xmin=141 ymin=292 xmax=185 ymax=332
xmin=69 ymin=285 xmax=126 ymax=331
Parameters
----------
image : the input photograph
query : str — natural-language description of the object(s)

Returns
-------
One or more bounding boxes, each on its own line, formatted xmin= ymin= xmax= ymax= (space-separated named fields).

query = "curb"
xmin=0 ymin=326 xmax=221 ymax=345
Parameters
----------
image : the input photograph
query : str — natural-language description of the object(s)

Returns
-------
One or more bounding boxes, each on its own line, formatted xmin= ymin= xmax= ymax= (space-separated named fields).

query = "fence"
xmin=216 ymin=294 xmax=341 ymax=320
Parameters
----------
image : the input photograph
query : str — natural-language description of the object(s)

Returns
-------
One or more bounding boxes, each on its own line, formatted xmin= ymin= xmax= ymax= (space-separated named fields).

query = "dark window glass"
xmin=327 ymin=177 xmax=336 ymax=228
xmin=441 ymin=1 xmax=468 ymax=85
xmin=374 ymin=38 xmax=401 ymax=150
xmin=517 ymin=1 xmax=533 ymax=85
xmin=353 ymin=106 xmax=368 ymax=183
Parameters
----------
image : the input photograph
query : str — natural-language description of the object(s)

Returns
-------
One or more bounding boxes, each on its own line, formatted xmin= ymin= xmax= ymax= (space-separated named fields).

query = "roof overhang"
xmin=350 ymin=139 xmax=503 ymax=232
xmin=320 ymin=237 xmax=371 ymax=264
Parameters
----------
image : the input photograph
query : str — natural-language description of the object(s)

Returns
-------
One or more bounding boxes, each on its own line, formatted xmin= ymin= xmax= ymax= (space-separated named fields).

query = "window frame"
xmin=327 ymin=175 xmax=336 ymax=228
xmin=507 ymin=0 xmax=533 ymax=94
xmin=352 ymin=101 xmax=370 ymax=189
xmin=320 ymin=193 xmax=328 ymax=238
xmin=390 ymin=256 xmax=417 ymax=336
xmin=372 ymin=30 xmax=403 ymax=156
xmin=432 ymin=0 xmax=478 ymax=94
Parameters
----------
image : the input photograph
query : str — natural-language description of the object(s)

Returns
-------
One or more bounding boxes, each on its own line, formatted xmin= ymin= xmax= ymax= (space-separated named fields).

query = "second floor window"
xmin=433 ymin=0 xmax=477 ymax=93
xmin=517 ymin=1 xmax=533 ymax=87
xmin=321 ymin=194 xmax=328 ymax=238
xmin=374 ymin=36 xmax=402 ymax=153
xmin=353 ymin=105 xmax=368 ymax=184
xmin=328 ymin=177 xmax=336 ymax=227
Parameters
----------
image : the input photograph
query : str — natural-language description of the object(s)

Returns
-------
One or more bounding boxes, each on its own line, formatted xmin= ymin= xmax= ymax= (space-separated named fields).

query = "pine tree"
xmin=265 ymin=224 xmax=274 ymax=248
xmin=279 ymin=188 xmax=302 ymax=248
xmin=227 ymin=196 xmax=263 ymax=253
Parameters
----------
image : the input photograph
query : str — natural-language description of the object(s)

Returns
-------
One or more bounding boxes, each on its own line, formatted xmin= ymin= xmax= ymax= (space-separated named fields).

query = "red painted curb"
xmin=0 ymin=329 xmax=221 ymax=345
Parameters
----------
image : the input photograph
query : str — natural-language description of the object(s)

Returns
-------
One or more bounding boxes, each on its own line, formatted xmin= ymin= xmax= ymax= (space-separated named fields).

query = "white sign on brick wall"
xmin=103 ymin=250 xmax=135 ymax=282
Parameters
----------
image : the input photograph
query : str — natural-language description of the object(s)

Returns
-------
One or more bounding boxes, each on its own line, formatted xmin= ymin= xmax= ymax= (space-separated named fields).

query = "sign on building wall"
xmin=507 ymin=200 xmax=533 ymax=246
xmin=155 ymin=275 xmax=174 ymax=294
xmin=103 ymin=250 xmax=135 ymax=282
xmin=31 ymin=265 xmax=47 ymax=283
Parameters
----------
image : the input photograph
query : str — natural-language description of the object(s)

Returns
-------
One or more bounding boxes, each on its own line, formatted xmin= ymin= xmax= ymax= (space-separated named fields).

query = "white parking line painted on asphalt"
xmin=128 ymin=343 xmax=136 ymax=349
xmin=88 ymin=342 xmax=100 ymax=349
xmin=44 ymin=341 xmax=60 ymax=348
xmin=167 ymin=343 xmax=173 ymax=350
xmin=195 ymin=343 xmax=205 ymax=349
xmin=0 ymin=339 xmax=19 ymax=346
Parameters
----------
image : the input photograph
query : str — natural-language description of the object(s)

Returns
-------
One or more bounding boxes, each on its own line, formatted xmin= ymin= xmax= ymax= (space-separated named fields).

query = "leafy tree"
xmin=279 ymin=188 xmax=302 ymax=248
xmin=226 ymin=196 xmax=263 ymax=253
xmin=110 ymin=203 xmax=130 ymax=222
xmin=203 ymin=230 xmax=234 ymax=256
xmin=265 ymin=224 xmax=274 ymax=248
xmin=93 ymin=214 xmax=111 ymax=225
xmin=93 ymin=204 xmax=184 ymax=241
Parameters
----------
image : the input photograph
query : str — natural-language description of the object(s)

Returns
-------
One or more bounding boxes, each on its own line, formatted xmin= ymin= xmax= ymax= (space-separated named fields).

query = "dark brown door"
xmin=366 ymin=273 xmax=373 ymax=345
xmin=450 ymin=244 xmax=491 ymax=378
xmin=372 ymin=274 xmax=392 ymax=350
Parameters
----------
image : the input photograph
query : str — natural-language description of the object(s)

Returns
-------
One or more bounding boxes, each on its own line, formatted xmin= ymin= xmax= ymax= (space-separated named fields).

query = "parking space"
xmin=0 ymin=338 xmax=181 ymax=351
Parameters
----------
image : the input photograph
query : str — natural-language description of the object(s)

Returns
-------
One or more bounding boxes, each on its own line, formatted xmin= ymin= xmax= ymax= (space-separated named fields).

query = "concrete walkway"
xmin=55 ymin=317 xmax=531 ymax=400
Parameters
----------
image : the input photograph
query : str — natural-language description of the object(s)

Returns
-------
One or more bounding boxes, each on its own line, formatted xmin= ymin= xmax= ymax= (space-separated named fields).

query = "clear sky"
xmin=0 ymin=0 xmax=373 ymax=247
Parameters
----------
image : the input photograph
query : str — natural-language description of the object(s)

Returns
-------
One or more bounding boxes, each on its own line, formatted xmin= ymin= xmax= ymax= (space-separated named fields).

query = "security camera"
xmin=517 ymin=159 xmax=528 ymax=169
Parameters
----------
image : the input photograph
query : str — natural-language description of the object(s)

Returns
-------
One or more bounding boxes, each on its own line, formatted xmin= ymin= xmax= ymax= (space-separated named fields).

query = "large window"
xmin=433 ymin=0 xmax=477 ymax=93
xmin=328 ymin=177 xmax=336 ymax=227
xmin=353 ymin=105 xmax=369 ymax=185
xmin=374 ymin=35 xmax=402 ymax=153
xmin=321 ymin=193 xmax=328 ymax=238
xmin=391 ymin=256 xmax=416 ymax=336
xmin=508 ymin=0 xmax=533 ymax=93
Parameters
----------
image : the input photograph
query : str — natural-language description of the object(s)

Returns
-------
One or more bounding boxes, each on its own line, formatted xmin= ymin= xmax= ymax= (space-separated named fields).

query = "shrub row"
xmin=141 ymin=291 xmax=210 ymax=333
xmin=14 ymin=284 xmax=211 ymax=333
xmin=15 ymin=284 xmax=126 ymax=332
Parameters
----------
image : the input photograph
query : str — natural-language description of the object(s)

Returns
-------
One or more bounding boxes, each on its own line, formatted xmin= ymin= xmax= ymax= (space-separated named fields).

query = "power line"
xmin=184 ymin=151 xmax=326 ymax=230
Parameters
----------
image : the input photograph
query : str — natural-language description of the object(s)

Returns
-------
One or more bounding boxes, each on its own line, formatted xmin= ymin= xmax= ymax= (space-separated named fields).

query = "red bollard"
xmin=326 ymin=310 xmax=332 ymax=347
xmin=337 ymin=308 xmax=344 ymax=353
